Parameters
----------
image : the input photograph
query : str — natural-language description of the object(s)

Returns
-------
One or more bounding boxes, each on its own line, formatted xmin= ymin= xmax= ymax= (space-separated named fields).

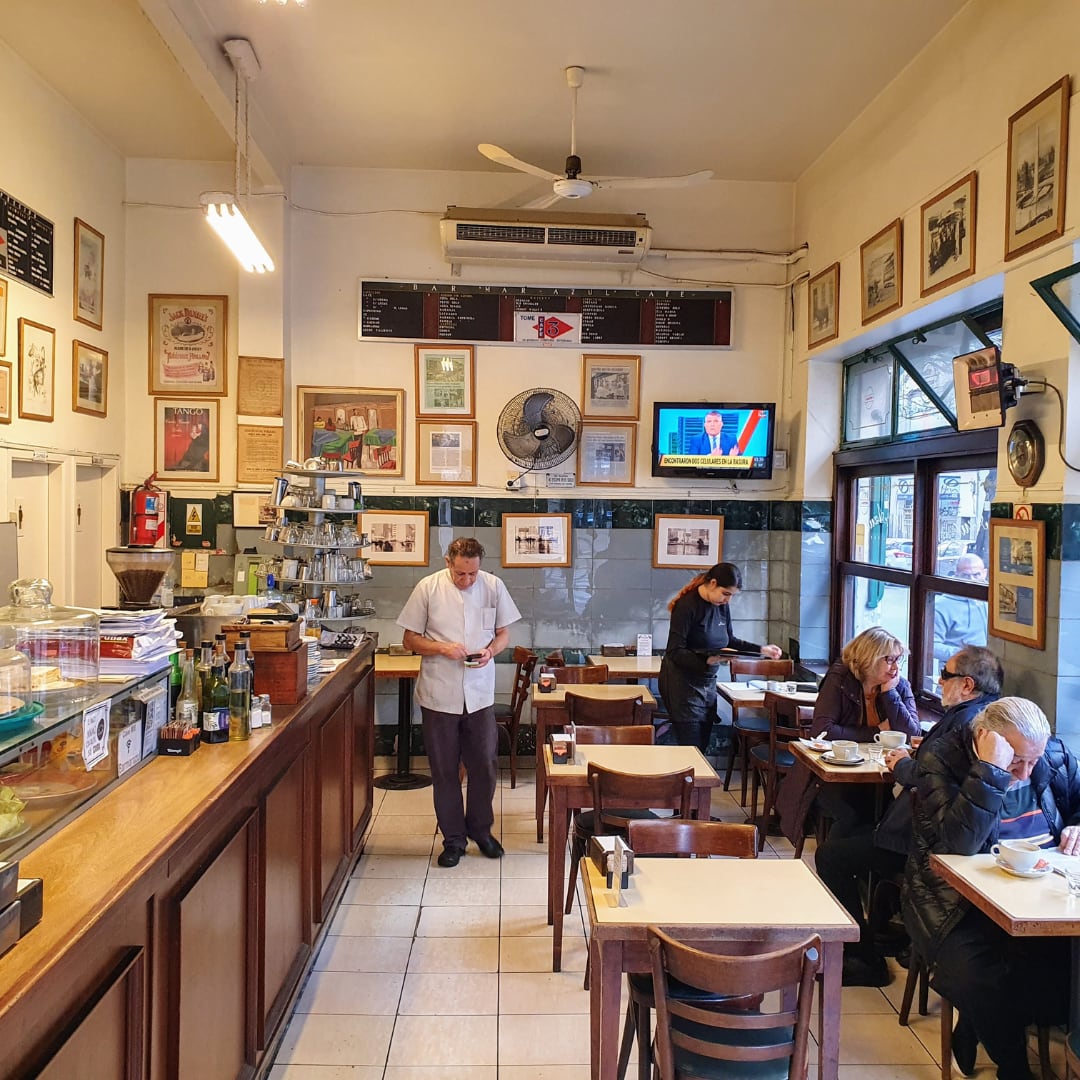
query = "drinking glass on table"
xmin=867 ymin=744 xmax=885 ymax=766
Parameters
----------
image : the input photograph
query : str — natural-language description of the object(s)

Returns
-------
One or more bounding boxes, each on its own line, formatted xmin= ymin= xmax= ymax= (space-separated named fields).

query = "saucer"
xmin=875 ymin=741 xmax=910 ymax=752
xmin=822 ymin=752 xmax=865 ymax=767
xmin=798 ymin=738 xmax=831 ymax=754
xmin=994 ymin=855 xmax=1051 ymax=879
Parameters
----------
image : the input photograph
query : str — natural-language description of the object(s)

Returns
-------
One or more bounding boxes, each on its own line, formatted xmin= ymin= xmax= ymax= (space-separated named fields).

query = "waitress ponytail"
xmin=668 ymin=573 xmax=707 ymax=612
xmin=667 ymin=562 xmax=743 ymax=612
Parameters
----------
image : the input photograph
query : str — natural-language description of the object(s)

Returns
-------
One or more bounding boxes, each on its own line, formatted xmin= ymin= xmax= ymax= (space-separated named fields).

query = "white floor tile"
xmin=421 ymin=875 xmax=502 ymax=907
xmin=383 ymin=1069 xmax=496 ymax=1079
xmin=500 ymin=933 xmax=588 ymax=973
xmin=498 ymin=1013 xmax=592 ymax=1066
xmin=295 ymin=970 xmax=403 ymax=1015
xmin=328 ymin=904 xmax=419 ymax=937
xmin=341 ymin=877 xmax=424 ymax=906
xmin=276 ymin=1013 xmax=394 ymax=1067
xmin=499 ymin=971 xmax=591 ymax=1014
xmin=387 ymin=1014 xmax=498 ymax=1067
xmin=416 ymin=905 xmax=501 ymax=938
xmin=500 ymin=853 xmax=550 ymax=878
xmin=351 ymin=854 xmax=431 ymax=879
xmin=398 ymin=972 xmax=499 ymax=1015
xmin=269 ymin=1066 xmax=383 ymax=1079
xmin=407 ymin=936 xmax=500 ymax=974
xmin=313 ymin=934 xmax=413 ymax=973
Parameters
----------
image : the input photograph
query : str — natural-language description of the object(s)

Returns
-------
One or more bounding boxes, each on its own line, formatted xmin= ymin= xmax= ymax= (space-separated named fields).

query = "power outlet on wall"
xmin=774 ymin=449 xmax=789 ymax=470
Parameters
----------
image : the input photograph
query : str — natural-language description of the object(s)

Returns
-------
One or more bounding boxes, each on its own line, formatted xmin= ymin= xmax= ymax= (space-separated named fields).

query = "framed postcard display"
xmin=652 ymin=514 xmax=725 ymax=570
xmin=0 ymin=363 xmax=11 ymax=424
xmin=148 ymin=294 xmax=228 ymax=396
xmin=860 ymin=219 xmax=903 ymax=324
xmin=502 ymin=513 xmax=572 ymax=568
xmin=237 ymin=355 xmax=284 ymax=417
xmin=72 ymin=340 xmax=108 ymax=417
xmin=73 ymin=218 xmax=104 ymax=330
xmin=297 ymin=385 xmax=404 ymax=475
xmin=415 ymin=344 xmax=474 ymax=417
xmin=581 ymin=354 xmax=641 ymax=420
xmin=920 ymin=172 xmax=977 ymax=297
xmin=1005 ymin=76 xmax=1070 ymax=262
xmin=988 ymin=517 xmax=1045 ymax=650
xmin=362 ymin=510 xmax=429 ymax=566
xmin=17 ymin=318 xmax=55 ymax=421
xmin=807 ymin=263 xmax=840 ymax=349
xmin=154 ymin=399 xmax=220 ymax=482
xmin=577 ymin=422 xmax=636 ymax=486
xmin=416 ymin=420 xmax=477 ymax=485
xmin=0 ymin=277 xmax=7 ymax=355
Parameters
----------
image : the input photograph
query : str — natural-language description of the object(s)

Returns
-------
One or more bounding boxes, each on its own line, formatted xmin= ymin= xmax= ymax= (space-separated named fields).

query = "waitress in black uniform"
xmin=659 ymin=562 xmax=783 ymax=751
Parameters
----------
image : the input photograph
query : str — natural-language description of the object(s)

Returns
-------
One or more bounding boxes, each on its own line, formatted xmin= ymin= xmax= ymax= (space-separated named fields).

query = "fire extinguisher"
xmin=130 ymin=473 xmax=165 ymax=547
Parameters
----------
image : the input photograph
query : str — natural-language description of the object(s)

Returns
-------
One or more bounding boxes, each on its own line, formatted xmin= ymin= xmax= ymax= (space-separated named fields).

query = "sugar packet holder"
xmin=589 ymin=835 xmax=635 ymax=889
xmin=550 ymin=733 xmax=573 ymax=765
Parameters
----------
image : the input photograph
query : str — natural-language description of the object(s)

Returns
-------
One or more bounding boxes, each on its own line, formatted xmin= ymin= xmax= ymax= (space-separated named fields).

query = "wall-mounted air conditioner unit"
xmin=440 ymin=206 xmax=651 ymax=268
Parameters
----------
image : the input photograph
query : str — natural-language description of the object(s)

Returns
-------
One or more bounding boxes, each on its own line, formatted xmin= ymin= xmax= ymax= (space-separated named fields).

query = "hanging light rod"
xmin=201 ymin=193 xmax=275 ymax=273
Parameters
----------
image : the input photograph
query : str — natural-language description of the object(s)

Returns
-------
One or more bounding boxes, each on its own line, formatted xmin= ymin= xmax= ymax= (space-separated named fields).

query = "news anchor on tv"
xmin=685 ymin=410 xmax=739 ymax=456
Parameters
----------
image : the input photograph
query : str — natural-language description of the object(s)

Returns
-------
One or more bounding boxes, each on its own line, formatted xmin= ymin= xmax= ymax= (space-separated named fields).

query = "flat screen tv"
xmin=651 ymin=401 xmax=776 ymax=480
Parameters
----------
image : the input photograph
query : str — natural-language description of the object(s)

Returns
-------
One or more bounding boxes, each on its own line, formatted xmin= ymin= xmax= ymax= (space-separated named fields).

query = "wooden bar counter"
xmin=0 ymin=640 xmax=375 ymax=1080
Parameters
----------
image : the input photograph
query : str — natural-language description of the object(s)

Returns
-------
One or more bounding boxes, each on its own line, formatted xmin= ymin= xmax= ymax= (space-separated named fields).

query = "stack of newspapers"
xmin=98 ymin=609 xmax=179 ymax=675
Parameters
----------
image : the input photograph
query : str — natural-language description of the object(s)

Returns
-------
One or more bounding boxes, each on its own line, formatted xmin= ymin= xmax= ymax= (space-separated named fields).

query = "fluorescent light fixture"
xmin=201 ymin=192 xmax=274 ymax=273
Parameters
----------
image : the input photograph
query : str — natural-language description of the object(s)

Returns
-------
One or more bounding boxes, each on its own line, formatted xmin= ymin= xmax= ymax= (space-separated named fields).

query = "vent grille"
xmin=548 ymin=227 xmax=640 ymax=248
xmin=455 ymin=223 xmax=545 ymax=244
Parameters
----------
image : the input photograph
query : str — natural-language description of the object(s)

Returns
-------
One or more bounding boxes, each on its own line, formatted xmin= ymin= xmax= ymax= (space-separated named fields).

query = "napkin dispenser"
xmin=537 ymin=671 xmax=557 ymax=693
xmin=589 ymin=836 xmax=635 ymax=888
xmin=550 ymin=733 xmax=573 ymax=765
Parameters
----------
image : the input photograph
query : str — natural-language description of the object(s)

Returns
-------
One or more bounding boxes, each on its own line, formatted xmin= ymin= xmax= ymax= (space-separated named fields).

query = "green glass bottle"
xmin=201 ymin=636 xmax=230 ymax=744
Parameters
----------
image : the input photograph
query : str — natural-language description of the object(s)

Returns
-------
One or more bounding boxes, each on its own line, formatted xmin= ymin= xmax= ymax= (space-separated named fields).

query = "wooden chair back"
xmin=763 ymin=691 xmax=812 ymax=753
xmin=728 ymin=657 xmax=794 ymax=681
xmin=648 ymin=928 xmax=821 ymax=1080
xmin=587 ymin=762 xmax=694 ymax=835
xmin=573 ymin=724 xmax=654 ymax=746
xmin=540 ymin=663 xmax=608 ymax=685
xmin=507 ymin=647 xmax=538 ymax=721
xmin=565 ymin=690 xmax=645 ymax=726
xmin=542 ymin=649 xmax=566 ymax=667
xmin=627 ymin=819 xmax=758 ymax=859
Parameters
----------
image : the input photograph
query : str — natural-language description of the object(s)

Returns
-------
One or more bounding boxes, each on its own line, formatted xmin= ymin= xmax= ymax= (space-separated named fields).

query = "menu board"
xmin=359 ymin=280 xmax=732 ymax=348
xmin=0 ymin=188 xmax=54 ymax=296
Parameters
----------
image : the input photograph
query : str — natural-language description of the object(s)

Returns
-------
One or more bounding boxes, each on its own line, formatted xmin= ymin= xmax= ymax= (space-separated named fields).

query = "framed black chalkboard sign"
xmin=0 ymin=188 xmax=54 ymax=297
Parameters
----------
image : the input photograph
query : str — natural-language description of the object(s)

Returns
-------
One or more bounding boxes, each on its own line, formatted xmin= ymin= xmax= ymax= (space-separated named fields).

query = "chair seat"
xmin=749 ymin=745 xmax=795 ymax=770
xmin=627 ymin=971 xmax=732 ymax=1005
xmin=573 ymin=808 xmax=659 ymax=835
xmin=733 ymin=716 xmax=770 ymax=735
xmin=493 ymin=702 xmax=513 ymax=720
xmin=671 ymin=1017 xmax=796 ymax=1080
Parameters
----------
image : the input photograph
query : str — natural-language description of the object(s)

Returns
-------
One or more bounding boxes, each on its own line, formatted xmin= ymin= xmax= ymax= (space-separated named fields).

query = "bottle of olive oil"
xmin=228 ymin=642 xmax=252 ymax=742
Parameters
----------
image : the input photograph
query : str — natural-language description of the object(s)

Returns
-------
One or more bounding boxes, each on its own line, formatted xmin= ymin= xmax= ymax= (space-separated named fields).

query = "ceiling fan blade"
xmin=478 ymin=143 xmax=561 ymax=182
xmin=518 ymin=192 xmax=564 ymax=211
xmin=592 ymin=169 xmax=714 ymax=191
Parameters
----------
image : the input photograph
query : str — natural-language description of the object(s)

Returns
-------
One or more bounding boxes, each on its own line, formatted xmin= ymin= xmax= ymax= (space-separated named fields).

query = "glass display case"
xmin=0 ymin=670 xmax=169 ymax=860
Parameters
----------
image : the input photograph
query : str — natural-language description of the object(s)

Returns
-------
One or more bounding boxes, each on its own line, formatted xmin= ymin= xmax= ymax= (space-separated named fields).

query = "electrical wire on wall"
xmin=1027 ymin=379 xmax=1080 ymax=472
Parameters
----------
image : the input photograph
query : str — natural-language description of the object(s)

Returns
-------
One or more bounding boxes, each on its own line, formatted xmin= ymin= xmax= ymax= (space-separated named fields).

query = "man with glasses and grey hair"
xmin=905 ymin=696 xmax=1080 ymax=1080
xmin=933 ymin=553 xmax=989 ymax=662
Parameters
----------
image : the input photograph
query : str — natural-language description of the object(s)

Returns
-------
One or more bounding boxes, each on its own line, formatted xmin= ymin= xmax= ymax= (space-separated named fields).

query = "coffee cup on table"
xmin=766 ymin=680 xmax=781 ymax=692
xmin=874 ymin=730 xmax=907 ymax=750
xmin=990 ymin=839 xmax=1042 ymax=872
xmin=831 ymin=740 xmax=859 ymax=761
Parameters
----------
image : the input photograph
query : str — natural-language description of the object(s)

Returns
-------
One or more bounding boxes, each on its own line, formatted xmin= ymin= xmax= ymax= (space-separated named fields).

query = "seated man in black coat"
xmin=815 ymin=645 xmax=1002 ymax=986
xmin=904 ymin=697 xmax=1080 ymax=1080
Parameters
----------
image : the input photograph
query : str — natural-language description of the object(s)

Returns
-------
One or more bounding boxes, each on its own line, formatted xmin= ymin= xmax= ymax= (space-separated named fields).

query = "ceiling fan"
xmin=478 ymin=66 xmax=713 ymax=210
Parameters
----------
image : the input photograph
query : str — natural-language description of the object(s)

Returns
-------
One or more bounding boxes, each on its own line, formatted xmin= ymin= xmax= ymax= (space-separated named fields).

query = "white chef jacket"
xmin=397 ymin=567 xmax=521 ymax=714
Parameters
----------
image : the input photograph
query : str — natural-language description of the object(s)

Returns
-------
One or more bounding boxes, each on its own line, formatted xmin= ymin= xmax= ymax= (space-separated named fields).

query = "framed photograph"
xmin=652 ymin=514 xmax=725 ymax=570
xmin=807 ymin=263 xmax=840 ymax=349
xmin=148 ymin=293 xmax=228 ymax=396
xmin=1005 ymin=76 xmax=1070 ymax=262
xmin=502 ymin=513 xmax=571 ymax=568
xmin=72 ymin=340 xmax=108 ymax=417
xmin=989 ymin=518 xmax=1046 ymax=650
xmin=577 ymin=422 xmax=636 ymax=486
xmin=415 ymin=344 xmax=474 ymax=417
xmin=581 ymin=353 xmax=641 ymax=419
xmin=236 ymin=424 xmax=284 ymax=484
xmin=232 ymin=491 xmax=276 ymax=528
xmin=0 ymin=362 xmax=11 ymax=424
xmin=860 ymin=219 xmax=903 ymax=324
xmin=17 ymin=318 xmax=55 ymax=422
xmin=296 ymin=385 xmax=404 ymax=475
xmin=73 ymin=218 xmax=104 ymax=330
xmin=361 ymin=510 xmax=429 ymax=566
xmin=0 ymin=277 xmax=7 ymax=356
xmin=921 ymin=172 xmax=977 ymax=297
xmin=154 ymin=399 xmax=220 ymax=483
xmin=416 ymin=420 xmax=477 ymax=485
xmin=237 ymin=355 xmax=284 ymax=417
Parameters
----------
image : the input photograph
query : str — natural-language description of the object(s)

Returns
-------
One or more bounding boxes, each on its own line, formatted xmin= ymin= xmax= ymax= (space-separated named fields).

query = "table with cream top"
xmin=715 ymin=679 xmax=818 ymax=719
xmin=789 ymin=739 xmax=899 ymax=785
xmin=373 ymin=653 xmax=429 ymax=790
xmin=545 ymin=741 xmax=719 ymax=972
xmin=530 ymin=683 xmax=656 ymax=842
xmin=582 ymin=854 xmax=859 ymax=1080
xmin=585 ymin=654 xmax=662 ymax=681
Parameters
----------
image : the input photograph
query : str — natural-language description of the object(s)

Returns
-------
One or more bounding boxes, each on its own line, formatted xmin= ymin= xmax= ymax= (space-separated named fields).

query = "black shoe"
xmin=474 ymin=835 xmax=504 ymax=859
xmin=841 ymin=953 xmax=893 ymax=987
xmin=437 ymin=846 xmax=465 ymax=868
xmin=952 ymin=1013 xmax=978 ymax=1077
xmin=894 ymin=946 xmax=910 ymax=970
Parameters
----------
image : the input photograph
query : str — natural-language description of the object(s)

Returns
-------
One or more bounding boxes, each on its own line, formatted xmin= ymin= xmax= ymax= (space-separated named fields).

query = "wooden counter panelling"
xmin=0 ymin=642 xmax=375 ymax=1080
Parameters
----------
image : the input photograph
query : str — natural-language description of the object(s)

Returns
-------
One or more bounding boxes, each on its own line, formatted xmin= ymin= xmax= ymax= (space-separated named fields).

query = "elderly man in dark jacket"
xmin=815 ymin=645 xmax=1002 ymax=986
xmin=904 ymin=697 xmax=1080 ymax=1080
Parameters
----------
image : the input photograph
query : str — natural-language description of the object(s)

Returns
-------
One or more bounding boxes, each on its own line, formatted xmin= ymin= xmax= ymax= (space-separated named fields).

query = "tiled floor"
xmin=271 ymin=766 xmax=1067 ymax=1079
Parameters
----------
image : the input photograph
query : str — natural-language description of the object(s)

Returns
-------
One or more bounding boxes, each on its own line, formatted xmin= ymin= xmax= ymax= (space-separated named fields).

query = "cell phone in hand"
xmin=464 ymin=652 xmax=482 ymax=667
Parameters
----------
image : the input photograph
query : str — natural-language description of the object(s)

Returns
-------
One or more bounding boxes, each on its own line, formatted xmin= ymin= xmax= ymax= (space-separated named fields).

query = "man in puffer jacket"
xmin=904 ymin=697 xmax=1080 ymax=1080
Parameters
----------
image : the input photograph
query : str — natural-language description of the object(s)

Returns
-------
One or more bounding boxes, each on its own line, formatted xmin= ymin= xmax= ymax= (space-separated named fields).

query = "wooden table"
xmin=373 ymin=653 xmax=430 ymax=790
xmin=531 ymin=684 xmax=656 ymax=842
xmin=583 ymin=856 xmax=858 ymax=1080
xmin=545 ymin=742 xmax=719 ymax=971
xmin=789 ymin=740 xmax=896 ymax=785
xmin=586 ymin=654 xmax=662 ymax=681
xmin=932 ymin=851 xmax=1080 ymax=1028
xmin=716 ymin=680 xmax=818 ymax=723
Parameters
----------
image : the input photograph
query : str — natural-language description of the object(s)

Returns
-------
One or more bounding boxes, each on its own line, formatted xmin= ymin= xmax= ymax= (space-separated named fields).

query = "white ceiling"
xmin=2 ymin=0 xmax=967 ymax=187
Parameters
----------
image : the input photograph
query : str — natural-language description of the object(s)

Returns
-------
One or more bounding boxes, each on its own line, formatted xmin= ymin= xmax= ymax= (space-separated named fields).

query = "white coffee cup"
xmin=874 ymin=730 xmax=907 ymax=749
xmin=991 ymin=839 xmax=1042 ymax=872
xmin=766 ymin=680 xmax=781 ymax=691
xmin=831 ymin=740 xmax=859 ymax=761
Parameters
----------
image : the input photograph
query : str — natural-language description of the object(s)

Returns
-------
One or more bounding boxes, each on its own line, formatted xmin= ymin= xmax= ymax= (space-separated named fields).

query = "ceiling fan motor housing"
xmin=554 ymin=177 xmax=593 ymax=199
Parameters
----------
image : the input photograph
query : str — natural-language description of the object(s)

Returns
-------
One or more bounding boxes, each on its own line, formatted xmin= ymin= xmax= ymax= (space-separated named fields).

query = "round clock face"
xmin=1007 ymin=420 xmax=1045 ymax=488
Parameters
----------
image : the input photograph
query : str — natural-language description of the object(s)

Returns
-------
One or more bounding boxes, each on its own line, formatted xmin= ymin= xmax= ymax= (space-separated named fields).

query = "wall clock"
xmin=1006 ymin=418 xmax=1045 ymax=488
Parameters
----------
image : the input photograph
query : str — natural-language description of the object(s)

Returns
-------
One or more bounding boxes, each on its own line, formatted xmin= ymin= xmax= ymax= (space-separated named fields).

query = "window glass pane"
xmin=892 ymin=321 xmax=986 ymax=416
xmin=923 ymin=590 xmax=989 ymax=696
xmin=934 ymin=468 xmax=996 ymax=576
xmin=846 ymin=576 xmax=910 ymax=679
xmin=897 ymin=365 xmax=952 ymax=435
xmin=844 ymin=355 xmax=893 ymax=443
xmin=852 ymin=474 xmax=915 ymax=568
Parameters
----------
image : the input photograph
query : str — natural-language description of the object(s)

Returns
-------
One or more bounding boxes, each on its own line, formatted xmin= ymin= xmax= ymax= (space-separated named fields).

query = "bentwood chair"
xmin=648 ymin=928 xmax=820 ymax=1080
xmin=494 ymin=646 xmax=537 ymax=788
xmin=540 ymin=663 xmax=609 ymax=685
xmin=617 ymin=821 xmax=758 ymax=1080
xmin=565 ymin=689 xmax=647 ymax=728
xmin=748 ymin=691 xmax=813 ymax=850
xmin=571 ymin=724 xmax=654 ymax=746
xmin=721 ymin=657 xmax=794 ymax=805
